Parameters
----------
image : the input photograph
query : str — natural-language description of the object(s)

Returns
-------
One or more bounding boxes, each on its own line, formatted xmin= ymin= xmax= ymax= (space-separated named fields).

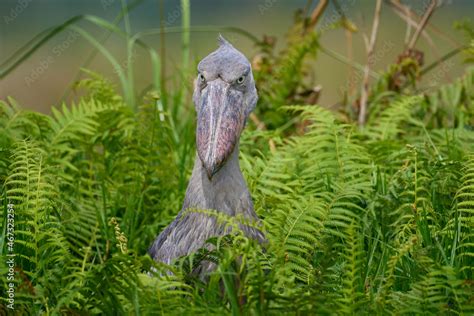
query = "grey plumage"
xmin=149 ymin=36 xmax=263 ymax=267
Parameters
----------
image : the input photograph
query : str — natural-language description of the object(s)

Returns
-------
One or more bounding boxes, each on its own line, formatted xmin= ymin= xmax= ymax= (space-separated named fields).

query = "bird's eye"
xmin=236 ymin=76 xmax=245 ymax=84
xmin=198 ymin=73 xmax=206 ymax=83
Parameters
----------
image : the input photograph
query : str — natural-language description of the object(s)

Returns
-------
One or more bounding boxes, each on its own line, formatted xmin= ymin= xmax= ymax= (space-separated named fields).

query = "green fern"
xmin=1 ymin=33 xmax=474 ymax=314
xmin=450 ymin=154 xmax=474 ymax=278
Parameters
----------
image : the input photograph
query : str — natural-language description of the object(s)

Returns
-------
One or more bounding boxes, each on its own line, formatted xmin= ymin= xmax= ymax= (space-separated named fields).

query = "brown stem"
xmin=249 ymin=113 xmax=276 ymax=153
xmin=307 ymin=0 xmax=329 ymax=31
xmin=391 ymin=1 xmax=450 ymax=81
xmin=408 ymin=0 xmax=437 ymax=50
xmin=388 ymin=0 xmax=461 ymax=47
xmin=249 ymin=113 xmax=266 ymax=130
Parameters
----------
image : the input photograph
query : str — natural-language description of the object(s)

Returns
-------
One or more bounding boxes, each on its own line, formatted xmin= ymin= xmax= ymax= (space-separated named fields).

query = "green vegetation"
xmin=1 ymin=1 xmax=474 ymax=314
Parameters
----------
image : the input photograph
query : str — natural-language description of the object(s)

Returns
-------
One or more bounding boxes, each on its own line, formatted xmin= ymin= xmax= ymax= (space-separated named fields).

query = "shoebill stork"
xmin=149 ymin=36 xmax=264 ymax=267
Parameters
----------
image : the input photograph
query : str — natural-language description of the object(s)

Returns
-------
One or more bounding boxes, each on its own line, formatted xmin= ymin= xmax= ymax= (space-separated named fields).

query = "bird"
xmin=149 ymin=35 xmax=264 ymax=271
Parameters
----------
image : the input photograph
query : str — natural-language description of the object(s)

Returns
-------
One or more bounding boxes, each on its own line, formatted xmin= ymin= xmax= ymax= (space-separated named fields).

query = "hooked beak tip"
xmin=202 ymin=160 xmax=219 ymax=180
xmin=206 ymin=169 xmax=214 ymax=180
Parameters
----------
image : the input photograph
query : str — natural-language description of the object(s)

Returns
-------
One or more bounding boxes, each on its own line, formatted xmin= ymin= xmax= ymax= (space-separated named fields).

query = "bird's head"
xmin=193 ymin=35 xmax=258 ymax=180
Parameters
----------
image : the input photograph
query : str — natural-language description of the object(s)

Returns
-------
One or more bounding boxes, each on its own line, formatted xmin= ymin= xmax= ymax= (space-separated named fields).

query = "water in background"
xmin=1 ymin=0 xmax=472 ymax=112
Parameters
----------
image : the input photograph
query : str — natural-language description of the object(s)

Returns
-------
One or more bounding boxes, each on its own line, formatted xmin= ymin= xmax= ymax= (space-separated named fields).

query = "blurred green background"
xmin=1 ymin=0 xmax=472 ymax=113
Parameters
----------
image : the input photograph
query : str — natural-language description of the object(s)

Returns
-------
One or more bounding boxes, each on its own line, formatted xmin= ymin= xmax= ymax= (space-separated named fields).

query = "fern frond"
xmin=449 ymin=153 xmax=474 ymax=277
xmin=337 ymin=219 xmax=366 ymax=314
xmin=3 ymin=140 xmax=69 ymax=311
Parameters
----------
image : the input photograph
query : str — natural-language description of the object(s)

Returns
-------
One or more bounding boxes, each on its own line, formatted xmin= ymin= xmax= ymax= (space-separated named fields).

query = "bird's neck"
xmin=184 ymin=144 xmax=251 ymax=213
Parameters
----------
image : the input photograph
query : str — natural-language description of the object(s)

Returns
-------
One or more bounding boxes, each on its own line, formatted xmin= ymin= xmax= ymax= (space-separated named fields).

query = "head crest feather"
xmin=218 ymin=34 xmax=232 ymax=48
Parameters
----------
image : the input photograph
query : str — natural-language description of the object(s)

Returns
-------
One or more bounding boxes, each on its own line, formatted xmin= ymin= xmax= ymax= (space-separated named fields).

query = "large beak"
xmin=196 ymin=79 xmax=245 ymax=180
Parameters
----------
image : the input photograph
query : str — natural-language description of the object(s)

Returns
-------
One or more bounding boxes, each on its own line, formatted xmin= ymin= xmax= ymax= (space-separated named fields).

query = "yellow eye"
xmin=198 ymin=73 xmax=206 ymax=83
xmin=236 ymin=76 xmax=245 ymax=84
